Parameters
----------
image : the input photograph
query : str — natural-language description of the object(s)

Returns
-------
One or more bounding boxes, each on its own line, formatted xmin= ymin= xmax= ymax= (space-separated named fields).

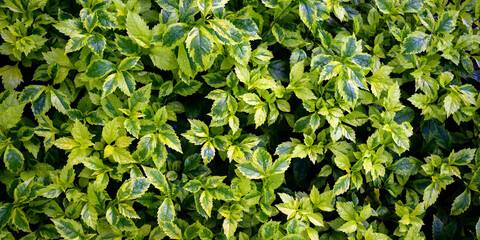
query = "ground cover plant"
xmin=0 ymin=0 xmax=480 ymax=239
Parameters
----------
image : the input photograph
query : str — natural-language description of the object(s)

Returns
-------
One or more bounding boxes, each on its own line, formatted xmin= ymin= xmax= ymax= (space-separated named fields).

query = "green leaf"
xmin=402 ymin=0 xmax=423 ymax=13
xmin=117 ymin=57 xmax=140 ymax=72
xmin=423 ymin=183 xmax=440 ymax=207
xmin=242 ymin=93 xmax=262 ymax=105
xmin=86 ymin=59 xmax=115 ymax=78
xmin=209 ymin=19 xmax=243 ymax=44
xmin=307 ymin=213 xmax=324 ymax=227
xmin=81 ymin=204 xmax=98 ymax=230
xmin=159 ymin=221 xmax=183 ymax=239
xmin=106 ymin=205 xmax=136 ymax=231
xmin=254 ymin=104 xmax=268 ymax=128
xmin=450 ymin=148 xmax=475 ymax=165
xmin=402 ymin=31 xmax=430 ymax=54
xmin=201 ymin=141 xmax=215 ymax=164
xmin=188 ymin=119 xmax=209 ymax=138
xmin=118 ymin=203 xmax=140 ymax=219
xmin=177 ymin=43 xmax=197 ymax=77
xmin=39 ymin=184 xmax=62 ymax=198
xmin=436 ymin=10 xmax=458 ymax=33
xmin=186 ymin=27 xmax=214 ymax=69
xmin=342 ymin=37 xmax=357 ymax=58
xmin=333 ymin=174 xmax=350 ymax=196
xmin=20 ymin=85 xmax=44 ymax=102
xmin=97 ymin=10 xmax=118 ymax=29
xmin=117 ymin=71 xmax=136 ymax=96
xmin=260 ymin=221 xmax=279 ymax=239
xmin=199 ymin=191 xmax=213 ymax=217
xmin=223 ymin=217 xmax=238 ymax=238
xmin=54 ymin=19 xmax=82 ymax=36
xmin=185 ymin=222 xmax=203 ymax=240
xmin=72 ymin=120 xmax=93 ymax=146
xmin=336 ymin=201 xmax=356 ymax=221
xmin=50 ymin=89 xmax=70 ymax=114
xmin=261 ymin=0 xmax=278 ymax=8
xmin=158 ymin=198 xmax=176 ymax=222
xmin=184 ymin=179 xmax=202 ymax=193
xmin=390 ymin=157 xmax=421 ymax=176
xmin=238 ymin=162 xmax=265 ymax=179
xmin=116 ymin=34 xmax=140 ymax=56
xmin=293 ymin=87 xmax=316 ymax=101
xmin=102 ymin=120 xmax=118 ymax=145
xmin=351 ymin=53 xmax=373 ymax=69
xmin=211 ymin=185 xmax=235 ymax=201
xmin=54 ymin=137 xmax=79 ymax=150
xmin=319 ymin=61 xmax=341 ymax=81
xmin=444 ymin=93 xmax=461 ymax=117
xmin=339 ymin=79 xmax=358 ymax=104
xmin=269 ymin=155 xmax=291 ymax=175
xmin=83 ymin=13 xmax=98 ymax=33
xmin=150 ymin=46 xmax=178 ymax=71
xmin=252 ymin=148 xmax=272 ymax=172
xmin=162 ymin=23 xmax=191 ymax=48
xmin=299 ymin=0 xmax=317 ymax=30
xmin=126 ymin=11 xmax=150 ymax=47
xmin=450 ymin=189 xmax=470 ymax=215
xmin=375 ymin=0 xmax=394 ymax=14
xmin=111 ymin=147 xmax=135 ymax=164
xmin=197 ymin=0 xmax=212 ymax=14
xmin=156 ymin=0 xmax=179 ymax=12
xmin=0 ymin=204 xmax=13 ymax=229
xmin=0 ymin=93 xmax=25 ymax=131
xmin=52 ymin=218 xmax=84 ymax=240
xmin=338 ymin=220 xmax=357 ymax=233
xmin=174 ymin=79 xmax=203 ymax=96
xmin=130 ymin=83 xmax=151 ymax=112
xmin=117 ymin=178 xmax=150 ymax=201
xmin=4 ymin=145 xmax=24 ymax=174
xmin=86 ymin=33 xmax=106 ymax=56
xmin=0 ymin=65 xmax=23 ymax=90
xmin=102 ymin=74 xmax=118 ymax=97
xmin=142 ymin=166 xmax=169 ymax=194
xmin=228 ymin=42 xmax=251 ymax=66
xmin=158 ymin=125 xmax=183 ymax=153
xmin=476 ymin=217 xmax=480 ymax=240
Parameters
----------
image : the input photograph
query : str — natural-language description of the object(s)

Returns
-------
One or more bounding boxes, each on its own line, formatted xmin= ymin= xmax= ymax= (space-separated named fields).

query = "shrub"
xmin=1 ymin=0 xmax=480 ymax=239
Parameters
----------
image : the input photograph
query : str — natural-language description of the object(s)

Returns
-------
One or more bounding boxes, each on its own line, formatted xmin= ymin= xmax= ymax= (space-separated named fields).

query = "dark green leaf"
xmin=86 ymin=60 xmax=115 ymax=78
xmin=186 ymin=27 xmax=213 ymax=69
xmin=451 ymin=189 xmax=470 ymax=215
xmin=86 ymin=33 xmax=106 ymax=56
xmin=158 ymin=198 xmax=175 ymax=222
xmin=4 ymin=145 xmax=24 ymax=174
xmin=143 ymin=166 xmax=169 ymax=194
xmin=52 ymin=218 xmax=84 ymax=239
xmin=0 ymin=204 xmax=13 ymax=229
xmin=159 ymin=221 xmax=183 ymax=239
xmin=390 ymin=157 xmax=421 ymax=176
xmin=116 ymin=34 xmax=140 ymax=56
xmin=238 ymin=162 xmax=265 ymax=179
xmin=402 ymin=31 xmax=430 ymax=54
xmin=117 ymin=57 xmax=140 ymax=71
xmin=117 ymin=178 xmax=150 ymax=201
xmin=162 ymin=23 xmax=191 ymax=48
xmin=375 ymin=0 xmax=394 ymax=14
xmin=333 ymin=174 xmax=350 ymax=196
xmin=436 ymin=11 xmax=458 ymax=33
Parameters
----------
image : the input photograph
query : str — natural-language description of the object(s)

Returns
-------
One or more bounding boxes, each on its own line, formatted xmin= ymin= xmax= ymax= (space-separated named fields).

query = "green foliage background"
xmin=1 ymin=0 xmax=480 ymax=239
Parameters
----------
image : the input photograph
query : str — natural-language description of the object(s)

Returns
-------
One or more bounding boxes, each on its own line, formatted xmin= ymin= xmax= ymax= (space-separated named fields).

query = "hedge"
xmin=0 ymin=0 xmax=480 ymax=239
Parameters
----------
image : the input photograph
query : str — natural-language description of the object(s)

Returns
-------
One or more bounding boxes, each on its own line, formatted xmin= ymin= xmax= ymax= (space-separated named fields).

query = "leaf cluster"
xmin=1 ymin=0 xmax=480 ymax=239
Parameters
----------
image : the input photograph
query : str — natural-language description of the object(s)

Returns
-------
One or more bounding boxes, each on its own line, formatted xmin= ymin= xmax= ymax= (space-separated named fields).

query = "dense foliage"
xmin=1 ymin=0 xmax=480 ymax=239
